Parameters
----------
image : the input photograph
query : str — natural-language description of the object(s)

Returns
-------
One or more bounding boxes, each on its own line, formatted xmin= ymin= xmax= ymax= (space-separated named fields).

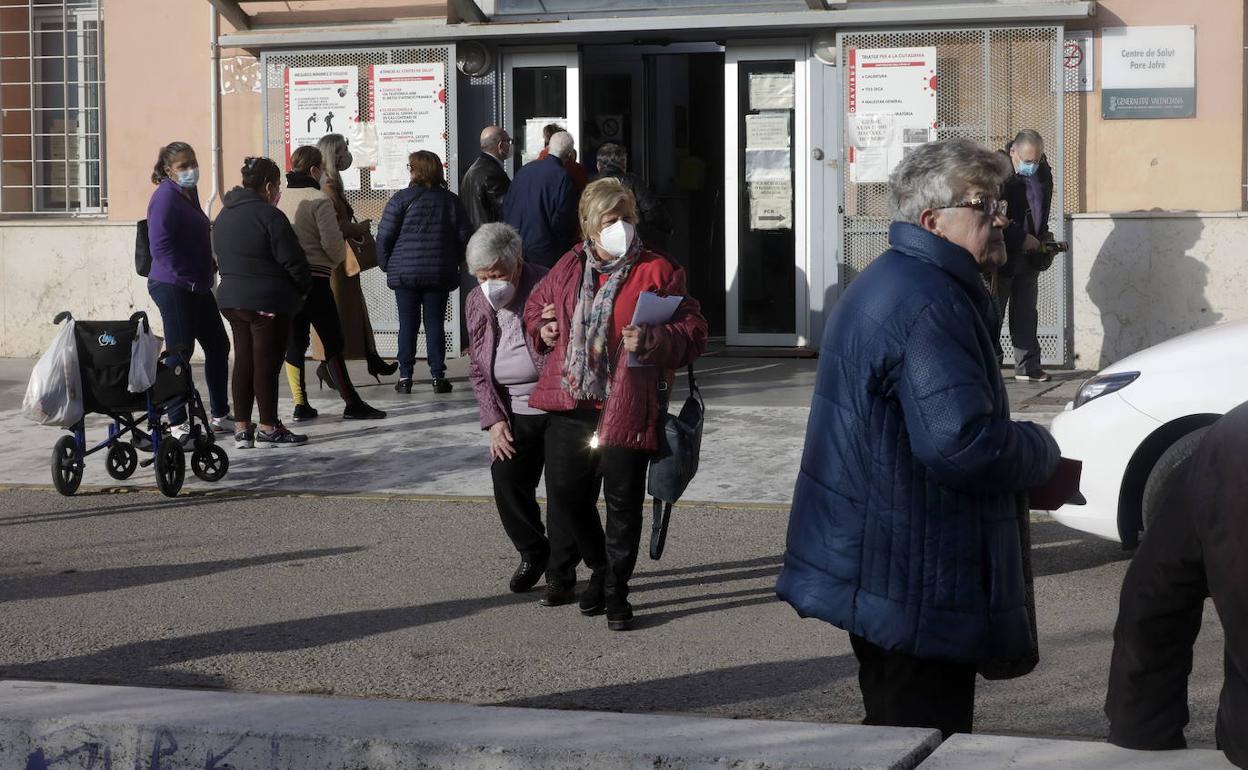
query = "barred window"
xmin=0 ymin=0 xmax=105 ymax=215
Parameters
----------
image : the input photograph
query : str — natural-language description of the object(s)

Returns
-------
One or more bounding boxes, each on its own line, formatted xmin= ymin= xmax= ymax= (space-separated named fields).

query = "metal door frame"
xmin=500 ymin=47 xmax=581 ymax=178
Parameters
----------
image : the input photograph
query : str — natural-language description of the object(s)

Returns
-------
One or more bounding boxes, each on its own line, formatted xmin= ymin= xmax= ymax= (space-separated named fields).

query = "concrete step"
xmin=0 ymin=680 xmax=941 ymax=770
xmin=918 ymin=733 xmax=1236 ymax=769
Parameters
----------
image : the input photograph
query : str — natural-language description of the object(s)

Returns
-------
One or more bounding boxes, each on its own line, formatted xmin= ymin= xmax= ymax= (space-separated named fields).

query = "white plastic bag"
xmin=21 ymin=321 xmax=84 ymax=427
xmin=128 ymin=320 xmax=161 ymax=393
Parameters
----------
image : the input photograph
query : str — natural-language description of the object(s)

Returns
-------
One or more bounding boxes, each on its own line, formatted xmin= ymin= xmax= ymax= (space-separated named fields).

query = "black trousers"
xmin=995 ymin=269 xmax=1042 ymax=375
xmin=287 ymin=276 xmax=345 ymax=363
xmin=491 ymin=412 xmax=550 ymax=560
xmin=544 ymin=410 xmax=650 ymax=601
xmin=849 ymin=633 xmax=977 ymax=739
xmin=222 ymin=309 xmax=289 ymax=427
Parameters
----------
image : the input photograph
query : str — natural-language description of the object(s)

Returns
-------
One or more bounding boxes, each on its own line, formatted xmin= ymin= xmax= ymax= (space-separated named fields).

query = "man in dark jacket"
xmin=998 ymin=129 xmax=1054 ymax=382
xmin=501 ymin=131 xmax=578 ymax=268
xmin=776 ymin=138 xmax=1061 ymax=739
xmin=594 ymin=142 xmax=673 ymax=251
xmin=1106 ymin=404 xmax=1248 ymax=769
xmin=461 ymin=126 xmax=512 ymax=230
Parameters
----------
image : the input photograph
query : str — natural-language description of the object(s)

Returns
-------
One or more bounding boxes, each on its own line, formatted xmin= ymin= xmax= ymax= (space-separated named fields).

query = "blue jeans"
xmin=393 ymin=287 xmax=447 ymax=380
xmin=147 ymin=280 xmax=231 ymax=423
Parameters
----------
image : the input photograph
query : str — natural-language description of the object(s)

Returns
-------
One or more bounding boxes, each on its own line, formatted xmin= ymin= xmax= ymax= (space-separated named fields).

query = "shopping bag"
xmin=21 ymin=320 xmax=84 ymax=427
xmin=127 ymin=318 xmax=161 ymax=393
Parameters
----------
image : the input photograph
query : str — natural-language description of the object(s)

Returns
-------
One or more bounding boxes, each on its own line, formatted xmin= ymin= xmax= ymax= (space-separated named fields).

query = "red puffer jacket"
xmin=524 ymin=244 xmax=708 ymax=452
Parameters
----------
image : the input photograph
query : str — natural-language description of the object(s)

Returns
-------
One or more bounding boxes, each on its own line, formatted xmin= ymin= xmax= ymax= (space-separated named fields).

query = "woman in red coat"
xmin=524 ymin=177 xmax=708 ymax=631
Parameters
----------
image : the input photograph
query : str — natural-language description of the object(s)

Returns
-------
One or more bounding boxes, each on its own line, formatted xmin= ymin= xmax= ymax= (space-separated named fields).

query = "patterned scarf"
xmin=561 ymin=236 xmax=642 ymax=401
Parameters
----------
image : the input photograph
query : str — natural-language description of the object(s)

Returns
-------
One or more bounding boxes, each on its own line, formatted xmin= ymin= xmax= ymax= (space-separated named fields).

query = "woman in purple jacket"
xmin=146 ymin=142 xmax=233 ymax=441
xmin=464 ymin=223 xmax=553 ymax=595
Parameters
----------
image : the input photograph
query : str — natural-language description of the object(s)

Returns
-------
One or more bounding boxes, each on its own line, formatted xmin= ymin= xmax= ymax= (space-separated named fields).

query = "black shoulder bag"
xmin=647 ymin=364 xmax=705 ymax=560
xmin=135 ymin=219 xmax=152 ymax=277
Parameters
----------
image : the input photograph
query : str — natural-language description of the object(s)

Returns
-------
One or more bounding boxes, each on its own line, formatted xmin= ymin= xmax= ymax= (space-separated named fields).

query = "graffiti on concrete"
xmin=23 ymin=731 xmax=258 ymax=770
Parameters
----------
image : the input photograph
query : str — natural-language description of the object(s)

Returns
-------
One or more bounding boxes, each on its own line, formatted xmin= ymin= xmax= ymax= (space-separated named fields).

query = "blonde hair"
xmin=578 ymin=177 xmax=638 ymax=243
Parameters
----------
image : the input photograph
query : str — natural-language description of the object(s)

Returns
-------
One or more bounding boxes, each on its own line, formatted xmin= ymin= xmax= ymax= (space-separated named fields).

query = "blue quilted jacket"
xmin=376 ymin=184 xmax=472 ymax=292
xmin=776 ymin=222 xmax=1060 ymax=663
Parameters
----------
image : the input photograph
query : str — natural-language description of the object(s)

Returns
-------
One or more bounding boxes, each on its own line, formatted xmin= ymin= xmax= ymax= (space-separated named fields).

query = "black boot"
xmin=343 ymin=400 xmax=386 ymax=420
xmin=579 ymin=570 xmax=606 ymax=616
xmin=606 ymin=589 xmax=633 ymax=631
xmin=367 ymin=352 xmax=399 ymax=382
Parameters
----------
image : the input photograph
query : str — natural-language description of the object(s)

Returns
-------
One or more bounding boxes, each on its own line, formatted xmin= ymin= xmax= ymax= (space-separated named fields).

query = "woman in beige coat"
xmin=278 ymin=145 xmax=385 ymax=421
xmin=316 ymin=133 xmax=399 ymax=380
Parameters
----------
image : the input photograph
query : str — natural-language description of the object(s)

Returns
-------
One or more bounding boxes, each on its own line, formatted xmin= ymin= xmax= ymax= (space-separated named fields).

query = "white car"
xmin=1047 ymin=320 xmax=1248 ymax=545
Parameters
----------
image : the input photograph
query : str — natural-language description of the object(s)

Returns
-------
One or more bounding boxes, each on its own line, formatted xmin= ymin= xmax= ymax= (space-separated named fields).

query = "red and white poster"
xmin=370 ymin=62 xmax=448 ymax=190
xmin=283 ymin=66 xmax=359 ymax=170
xmin=847 ymin=46 xmax=938 ymax=183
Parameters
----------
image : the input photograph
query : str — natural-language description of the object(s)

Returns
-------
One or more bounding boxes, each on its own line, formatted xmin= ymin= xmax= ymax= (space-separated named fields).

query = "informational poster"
xmin=1102 ymin=26 xmax=1195 ymax=119
xmin=523 ymin=117 xmax=564 ymax=165
xmin=284 ymin=66 xmax=359 ymax=169
xmin=744 ymin=113 xmax=792 ymax=230
xmin=749 ymin=179 xmax=793 ymax=231
xmin=847 ymin=46 xmax=938 ymax=183
xmin=748 ymin=73 xmax=794 ymax=110
xmin=370 ymin=62 xmax=448 ymax=190
xmin=745 ymin=112 xmax=789 ymax=149
xmin=1063 ymin=31 xmax=1094 ymax=93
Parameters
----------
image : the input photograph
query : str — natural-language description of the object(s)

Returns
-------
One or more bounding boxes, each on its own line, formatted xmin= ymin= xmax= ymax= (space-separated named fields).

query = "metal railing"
xmin=0 ymin=0 xmax=106 ymax=216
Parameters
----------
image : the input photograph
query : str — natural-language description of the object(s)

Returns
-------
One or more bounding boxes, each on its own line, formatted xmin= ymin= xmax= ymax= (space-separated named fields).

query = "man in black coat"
xmin=594 ymin=142 xmax=672 ymax=252
xmin=998 ymin=129 xmax=1054 ymax=383
xmin=1106 ymin=403 xmax=1248 ymax=769
xmin=461 ymin=126 xmax=512 ymax=230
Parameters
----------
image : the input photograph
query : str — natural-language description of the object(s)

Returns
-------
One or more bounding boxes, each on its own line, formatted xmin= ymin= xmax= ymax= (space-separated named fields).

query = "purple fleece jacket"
xmin=146 ymin=178 xmax=214 ymax=292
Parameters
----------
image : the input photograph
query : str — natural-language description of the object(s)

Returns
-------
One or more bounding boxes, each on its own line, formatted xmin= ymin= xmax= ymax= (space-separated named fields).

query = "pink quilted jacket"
xmin=466 ymin=262 xmax=548 ymax=430
xmin=523 ymin=244 xmax=708 ymax=452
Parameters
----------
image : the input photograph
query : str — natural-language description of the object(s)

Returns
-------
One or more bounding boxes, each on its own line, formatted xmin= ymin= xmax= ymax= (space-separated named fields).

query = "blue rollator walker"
xmin=49 ymin=310 xmax=229 ymax=497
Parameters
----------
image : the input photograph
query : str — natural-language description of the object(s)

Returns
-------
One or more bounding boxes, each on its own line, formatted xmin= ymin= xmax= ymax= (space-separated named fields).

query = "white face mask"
xmin=597 ymin=220 xmax=635 ymax=259
xmin=481 ymin=279 xmax=517 ymax=310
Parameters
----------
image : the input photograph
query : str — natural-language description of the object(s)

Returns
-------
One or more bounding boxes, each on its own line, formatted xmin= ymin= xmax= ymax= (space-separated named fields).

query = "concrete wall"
xmin=1069 ymin=212 xmax=1248 ymax=369
xmin=0 ymin=222 xmax=154 ymax=358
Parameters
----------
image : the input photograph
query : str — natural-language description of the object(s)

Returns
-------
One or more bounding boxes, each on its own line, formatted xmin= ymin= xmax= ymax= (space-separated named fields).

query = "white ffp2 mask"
xmin=597 ymin=220 xmax=635 ymax=259
xmin=481 ymin=279 xmax=517 ymax=310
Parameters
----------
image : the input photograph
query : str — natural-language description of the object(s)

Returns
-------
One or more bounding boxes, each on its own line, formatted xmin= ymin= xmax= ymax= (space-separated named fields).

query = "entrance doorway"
xmin=580 ymin=45 xmax=727 ymax=337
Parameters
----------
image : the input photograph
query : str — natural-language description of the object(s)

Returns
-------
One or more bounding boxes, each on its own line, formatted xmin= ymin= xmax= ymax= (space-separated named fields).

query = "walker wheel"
xmin=154 ymin=440 xmax=185 ymax=497
xmin=191 ymin=444 xmax=229 ymax=483
xmin=105 ymin=442 xmax=139 ymax=480
xmin=51 ymin=435 xmax=83 ymax=496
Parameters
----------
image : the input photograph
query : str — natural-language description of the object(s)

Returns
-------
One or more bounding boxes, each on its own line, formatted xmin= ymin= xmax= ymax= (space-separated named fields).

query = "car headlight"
xmin=1073 ymin=371 xmax=1140 ymax=409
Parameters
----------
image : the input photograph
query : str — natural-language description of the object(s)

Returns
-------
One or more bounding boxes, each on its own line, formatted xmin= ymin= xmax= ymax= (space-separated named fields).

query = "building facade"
xmin=0 ymin=0 xmax=1244 ymax=370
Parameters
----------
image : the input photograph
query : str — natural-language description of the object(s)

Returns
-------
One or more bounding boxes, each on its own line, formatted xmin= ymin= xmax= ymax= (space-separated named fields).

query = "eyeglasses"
xmin=945 ymin=196 xmax=1007 ymax=217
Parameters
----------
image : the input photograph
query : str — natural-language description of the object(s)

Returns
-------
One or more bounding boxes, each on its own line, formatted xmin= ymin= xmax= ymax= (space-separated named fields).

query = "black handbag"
xmin=135 ymin=219 xmax=152 ymax=277
xmin=647 ymin=364 xmax=705 ymax=560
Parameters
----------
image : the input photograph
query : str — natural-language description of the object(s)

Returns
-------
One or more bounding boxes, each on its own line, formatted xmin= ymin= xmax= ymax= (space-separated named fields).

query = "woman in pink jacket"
xmin=524 ymin=177 xmax=707 ymax=631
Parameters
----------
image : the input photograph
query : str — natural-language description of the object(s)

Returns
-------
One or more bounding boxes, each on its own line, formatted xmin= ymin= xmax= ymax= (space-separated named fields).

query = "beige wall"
xmin=1070 ymin=0 xmax=1245 ymax=213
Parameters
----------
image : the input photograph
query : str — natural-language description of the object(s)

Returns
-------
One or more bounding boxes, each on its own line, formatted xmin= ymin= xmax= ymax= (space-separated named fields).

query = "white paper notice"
xmin=745 ymin=113 xmax=790 ymax=149
xmin=748 ymin=73 xmax=795 ymax=110
xmin=341 ymin=167 xmax=361 ymax=191
xmin=284 ymin=66 xmax=359 ymax=169
xmin=848 ymin=113 xmax=895 ymax=148
xmin=744 ymin=149 xmax=791 ymax=182
xmin=850 ymin=147 xmax=890 ymax=185
xmin=523 ymin=117 xmax=564 ymax=166
xmin=628 ymin=292 xmax=683 ymax=367
xmin=370 ymin=62 xmax=448 ymax=190
xmin=749 ymin=179 xmax=792 ymax=231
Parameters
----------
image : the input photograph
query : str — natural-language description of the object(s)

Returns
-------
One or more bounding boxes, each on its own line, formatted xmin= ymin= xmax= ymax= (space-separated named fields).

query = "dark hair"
xmin=290 ymin=146 xmax=323 ymax=174
xmin=240 ymin=156 xmax=280 ymax=192
xmin=542 ymin=122 xmax=565 ymax=146
xmin=596 ymin=142 xmax=627 ymax=173
xmin=408 ymin=150 xmax=445 ymax=189
xmin=151 ymin=141 xmax=194 ymax=185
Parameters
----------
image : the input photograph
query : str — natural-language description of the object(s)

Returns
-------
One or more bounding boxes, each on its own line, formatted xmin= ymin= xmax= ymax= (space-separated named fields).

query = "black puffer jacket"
xmin=213 ymin=187 xmax=311 ymax=316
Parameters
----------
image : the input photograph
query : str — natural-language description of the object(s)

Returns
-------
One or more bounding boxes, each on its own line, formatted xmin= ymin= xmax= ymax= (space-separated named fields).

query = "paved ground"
xmin=0 ymin=487 xmax=1225 ymax=746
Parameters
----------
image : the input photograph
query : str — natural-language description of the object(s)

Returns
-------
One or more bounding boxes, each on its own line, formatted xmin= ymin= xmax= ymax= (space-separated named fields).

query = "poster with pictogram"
xmin=847 ymin=46 xmax=938 ymax=183
xmin=1064 ymin=31 xmax=1094 ymax=93
xmin=284 ymin=66 xmax=359 ymax=170
xmin=370 ymin=62 xmax=448 ymax=189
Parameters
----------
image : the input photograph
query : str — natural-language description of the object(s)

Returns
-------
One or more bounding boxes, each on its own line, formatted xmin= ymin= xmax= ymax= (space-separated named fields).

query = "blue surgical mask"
xmin=1016 ymin=161 xmax=1038 ymax=177
xmin=174 ymin=168 xmax=200 ymax=188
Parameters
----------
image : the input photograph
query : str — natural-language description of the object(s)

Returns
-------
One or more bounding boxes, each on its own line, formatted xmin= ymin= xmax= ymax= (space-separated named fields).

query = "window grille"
xmin=0 ymin=0 xmax=105 ymax=216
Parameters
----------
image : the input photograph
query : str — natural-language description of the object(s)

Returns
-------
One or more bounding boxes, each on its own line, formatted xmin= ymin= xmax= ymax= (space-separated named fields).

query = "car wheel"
xmin=1141 ymin=426 xmax=1210 ymax=535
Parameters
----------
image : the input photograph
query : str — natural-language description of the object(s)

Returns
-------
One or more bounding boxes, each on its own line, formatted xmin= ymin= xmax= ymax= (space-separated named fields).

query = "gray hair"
xmin=547 ymin=131 xmax=575 ymax=160
xmin=466 ymin=222 xmax=523 ymax=274
xmin=596 ymin=142 xmax=627 ymax=173
xmin=1013 ymin=129 xmax=1044 ymax=152
xmin=888 ymin=138 xmax=1012 ymax=225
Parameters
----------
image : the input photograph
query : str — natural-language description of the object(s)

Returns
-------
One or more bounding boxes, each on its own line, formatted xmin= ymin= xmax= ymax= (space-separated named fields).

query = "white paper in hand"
xmin=628 ymin=291 xmax=683 ymax=367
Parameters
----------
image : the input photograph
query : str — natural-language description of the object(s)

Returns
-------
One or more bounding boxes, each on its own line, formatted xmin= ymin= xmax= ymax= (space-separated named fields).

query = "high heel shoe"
xmin=367 ymin=353 xmax=399 ymax=383
xmin=315 ymin=361 xmax=338 ymax=392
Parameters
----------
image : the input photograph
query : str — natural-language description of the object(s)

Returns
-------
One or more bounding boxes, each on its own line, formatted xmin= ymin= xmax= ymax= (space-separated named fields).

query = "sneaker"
xmin=210 ymin=415 xmax=236 ymax=434
xmin=291 ymin=403 xmax=319 ymax=422
xmin=255 ymin=423 xmax=308 ymax=447
xmin=234 ymin=427 xmax=255 ymax=449
xmin=342 ymin=401 xmax=386 ymax=420
xmin=432 ymin=378 xmax=453 ymax=394
xmin=1014 ymin=370 xmax=1052 ymax=383
xmin=170 ymin=423 xmax=193 ymax=447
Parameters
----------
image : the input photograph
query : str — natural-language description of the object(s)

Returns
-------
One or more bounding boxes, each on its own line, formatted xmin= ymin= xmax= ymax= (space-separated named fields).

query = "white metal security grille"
xmin=837 ymin=26 xmax=1069 ymax=366
xmin=261 ymin=46 xmax=460 ymax=360
xmin=0 ymin=0 xmax=105 ymax=216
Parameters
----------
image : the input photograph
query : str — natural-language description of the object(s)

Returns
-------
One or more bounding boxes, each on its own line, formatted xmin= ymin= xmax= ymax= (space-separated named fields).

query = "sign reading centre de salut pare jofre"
xmin=1101 ymin=25 xmax=1196 ymax=119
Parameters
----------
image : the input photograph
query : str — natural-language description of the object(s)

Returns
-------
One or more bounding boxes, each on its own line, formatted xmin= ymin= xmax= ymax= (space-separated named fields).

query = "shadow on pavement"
xmin=0 ymin=546 xmax=365 ymax=602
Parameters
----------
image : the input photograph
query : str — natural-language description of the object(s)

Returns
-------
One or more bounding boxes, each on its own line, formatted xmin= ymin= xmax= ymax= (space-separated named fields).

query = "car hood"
xmin=1102 ymin=319 xmax=1248 ymax=377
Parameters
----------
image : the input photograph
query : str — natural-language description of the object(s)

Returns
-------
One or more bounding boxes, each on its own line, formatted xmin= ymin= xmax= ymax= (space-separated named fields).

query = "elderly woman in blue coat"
xmin=377 ymin=150 xmax=472 ymax=394
xmin=776 ymin=138 xmax=1062 ymax=739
